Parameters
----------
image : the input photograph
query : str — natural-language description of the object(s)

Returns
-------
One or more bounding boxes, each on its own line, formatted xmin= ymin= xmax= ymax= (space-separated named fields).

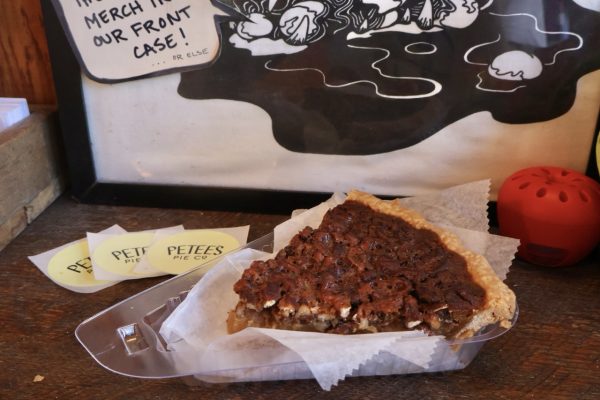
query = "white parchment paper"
xmin=160 ymin=180 xmax=520 ymax=390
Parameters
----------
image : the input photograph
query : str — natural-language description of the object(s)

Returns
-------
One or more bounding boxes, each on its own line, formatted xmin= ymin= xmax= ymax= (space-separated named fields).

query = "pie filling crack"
xmin=228 ymin=191 xmax=516 ymax=338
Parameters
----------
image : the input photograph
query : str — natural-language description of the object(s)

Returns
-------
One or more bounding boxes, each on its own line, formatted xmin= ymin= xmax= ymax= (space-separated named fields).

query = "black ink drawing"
xmin=464 ymin=12 xmax=584 ymax=93
xmin=177 ymin=0 xmax=600 ymax=154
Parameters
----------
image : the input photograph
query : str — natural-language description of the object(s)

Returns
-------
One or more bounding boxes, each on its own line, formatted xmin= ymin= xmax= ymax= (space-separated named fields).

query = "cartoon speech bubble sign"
xmin=50 ymin=0 xmax=225 ymax=82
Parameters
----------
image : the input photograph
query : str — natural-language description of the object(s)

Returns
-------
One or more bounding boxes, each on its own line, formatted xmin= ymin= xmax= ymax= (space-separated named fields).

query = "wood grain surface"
xmin=0 ymin=110 xmax=66 ymax=251
xmin=0 ymin=195 xmax=598 ymax=399
xmin=0 ymin=0 xmax=56 ymax=104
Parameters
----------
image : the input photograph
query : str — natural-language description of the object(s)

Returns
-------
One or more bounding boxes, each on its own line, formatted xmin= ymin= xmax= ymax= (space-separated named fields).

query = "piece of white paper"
xmin=398 ymin=179 xmax=492 ymax=232
xmin=51 ymin=0 xmax=225 ymax=81
xmin=160 ymin=181 xmax=518 ymax=390
xmin=0 ymin=97 xmax=29 ymax=132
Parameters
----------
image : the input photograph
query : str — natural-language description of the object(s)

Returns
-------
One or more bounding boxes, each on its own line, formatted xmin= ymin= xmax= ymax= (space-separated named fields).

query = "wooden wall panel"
xmin=0 ymin=0 xmax=57 ymax=105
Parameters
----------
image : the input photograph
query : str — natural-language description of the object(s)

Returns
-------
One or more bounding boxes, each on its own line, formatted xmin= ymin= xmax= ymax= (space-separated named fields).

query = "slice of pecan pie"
xmin=228 ymin=191 xmax=516 ymax=338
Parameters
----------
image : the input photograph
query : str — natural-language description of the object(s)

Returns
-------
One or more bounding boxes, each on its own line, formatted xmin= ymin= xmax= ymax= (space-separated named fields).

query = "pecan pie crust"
xmin=228 ymin=191 xmax=516 ymax=338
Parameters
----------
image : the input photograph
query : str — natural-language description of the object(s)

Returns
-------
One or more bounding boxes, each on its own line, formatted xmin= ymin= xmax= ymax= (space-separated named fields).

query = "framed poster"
xmin=43 ymin=0 xmax=600 ymax=211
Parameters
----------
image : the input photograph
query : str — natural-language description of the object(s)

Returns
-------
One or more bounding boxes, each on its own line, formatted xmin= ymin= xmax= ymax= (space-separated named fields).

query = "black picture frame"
xmin=40 ymin=1 xmax=335 ymax=213
xmin=41 ymin=1 xmax=600 ymax=214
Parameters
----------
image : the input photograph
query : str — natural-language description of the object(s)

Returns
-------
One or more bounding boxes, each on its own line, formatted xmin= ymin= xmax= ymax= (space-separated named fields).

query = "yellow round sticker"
xmin=146 ymin=230 xmax=240 ymax=275
xmin=48 ymin=240 xmax=113 ymax=287
xmin=92 ymin=232 xmax=155 ymax=277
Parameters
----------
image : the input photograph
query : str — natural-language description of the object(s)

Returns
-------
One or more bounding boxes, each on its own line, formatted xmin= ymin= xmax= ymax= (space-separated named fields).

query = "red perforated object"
xmin=498 ymin=166 xmax=600 ymax=267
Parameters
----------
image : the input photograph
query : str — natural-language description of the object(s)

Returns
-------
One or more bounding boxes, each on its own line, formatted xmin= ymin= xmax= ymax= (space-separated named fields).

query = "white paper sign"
xmin=51 ymin=0 xmax=224 ymax=81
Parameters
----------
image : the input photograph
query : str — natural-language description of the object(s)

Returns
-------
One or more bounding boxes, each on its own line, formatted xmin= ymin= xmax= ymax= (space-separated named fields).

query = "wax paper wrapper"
xmin=160 ymin=180 xmax=519 ymax=390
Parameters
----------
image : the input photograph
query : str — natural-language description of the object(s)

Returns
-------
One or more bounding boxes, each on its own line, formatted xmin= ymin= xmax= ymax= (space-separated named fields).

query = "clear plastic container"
xmin=75 ymin=232 xmax=518 ymax=384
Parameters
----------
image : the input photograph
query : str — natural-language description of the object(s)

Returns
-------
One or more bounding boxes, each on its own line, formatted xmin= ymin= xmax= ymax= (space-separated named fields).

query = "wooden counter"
xmin=1 ymin=195 xmax=598 ymax=399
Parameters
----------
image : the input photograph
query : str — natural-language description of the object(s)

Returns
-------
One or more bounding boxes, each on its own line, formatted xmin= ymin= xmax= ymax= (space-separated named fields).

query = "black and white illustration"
xmin=78 ymin=0 xmax=600 ymax=197
xmin=174 ymin=0 xmax=600 ymax=154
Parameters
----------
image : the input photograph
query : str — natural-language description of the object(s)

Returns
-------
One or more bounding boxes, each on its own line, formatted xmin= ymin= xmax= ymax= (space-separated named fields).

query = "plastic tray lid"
xmin=75 ymin=231 xmax=517 ymax=379
xmin=75 ymin=233 xmax=275 ymax=378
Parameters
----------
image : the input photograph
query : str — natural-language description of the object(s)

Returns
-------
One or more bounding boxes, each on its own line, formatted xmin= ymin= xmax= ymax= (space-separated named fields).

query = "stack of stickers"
xmin=28 ymin=225 xmax=249 ymax=293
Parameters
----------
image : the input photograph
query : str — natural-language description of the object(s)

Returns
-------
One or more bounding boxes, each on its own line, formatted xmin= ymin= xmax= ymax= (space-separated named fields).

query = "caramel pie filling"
xmin=230 ymin=200 xmax=486 ymax=337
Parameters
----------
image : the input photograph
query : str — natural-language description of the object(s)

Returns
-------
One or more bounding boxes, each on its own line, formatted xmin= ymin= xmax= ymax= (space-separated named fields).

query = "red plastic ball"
xmin=497 ymin=166 xmax=600 ymax=266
